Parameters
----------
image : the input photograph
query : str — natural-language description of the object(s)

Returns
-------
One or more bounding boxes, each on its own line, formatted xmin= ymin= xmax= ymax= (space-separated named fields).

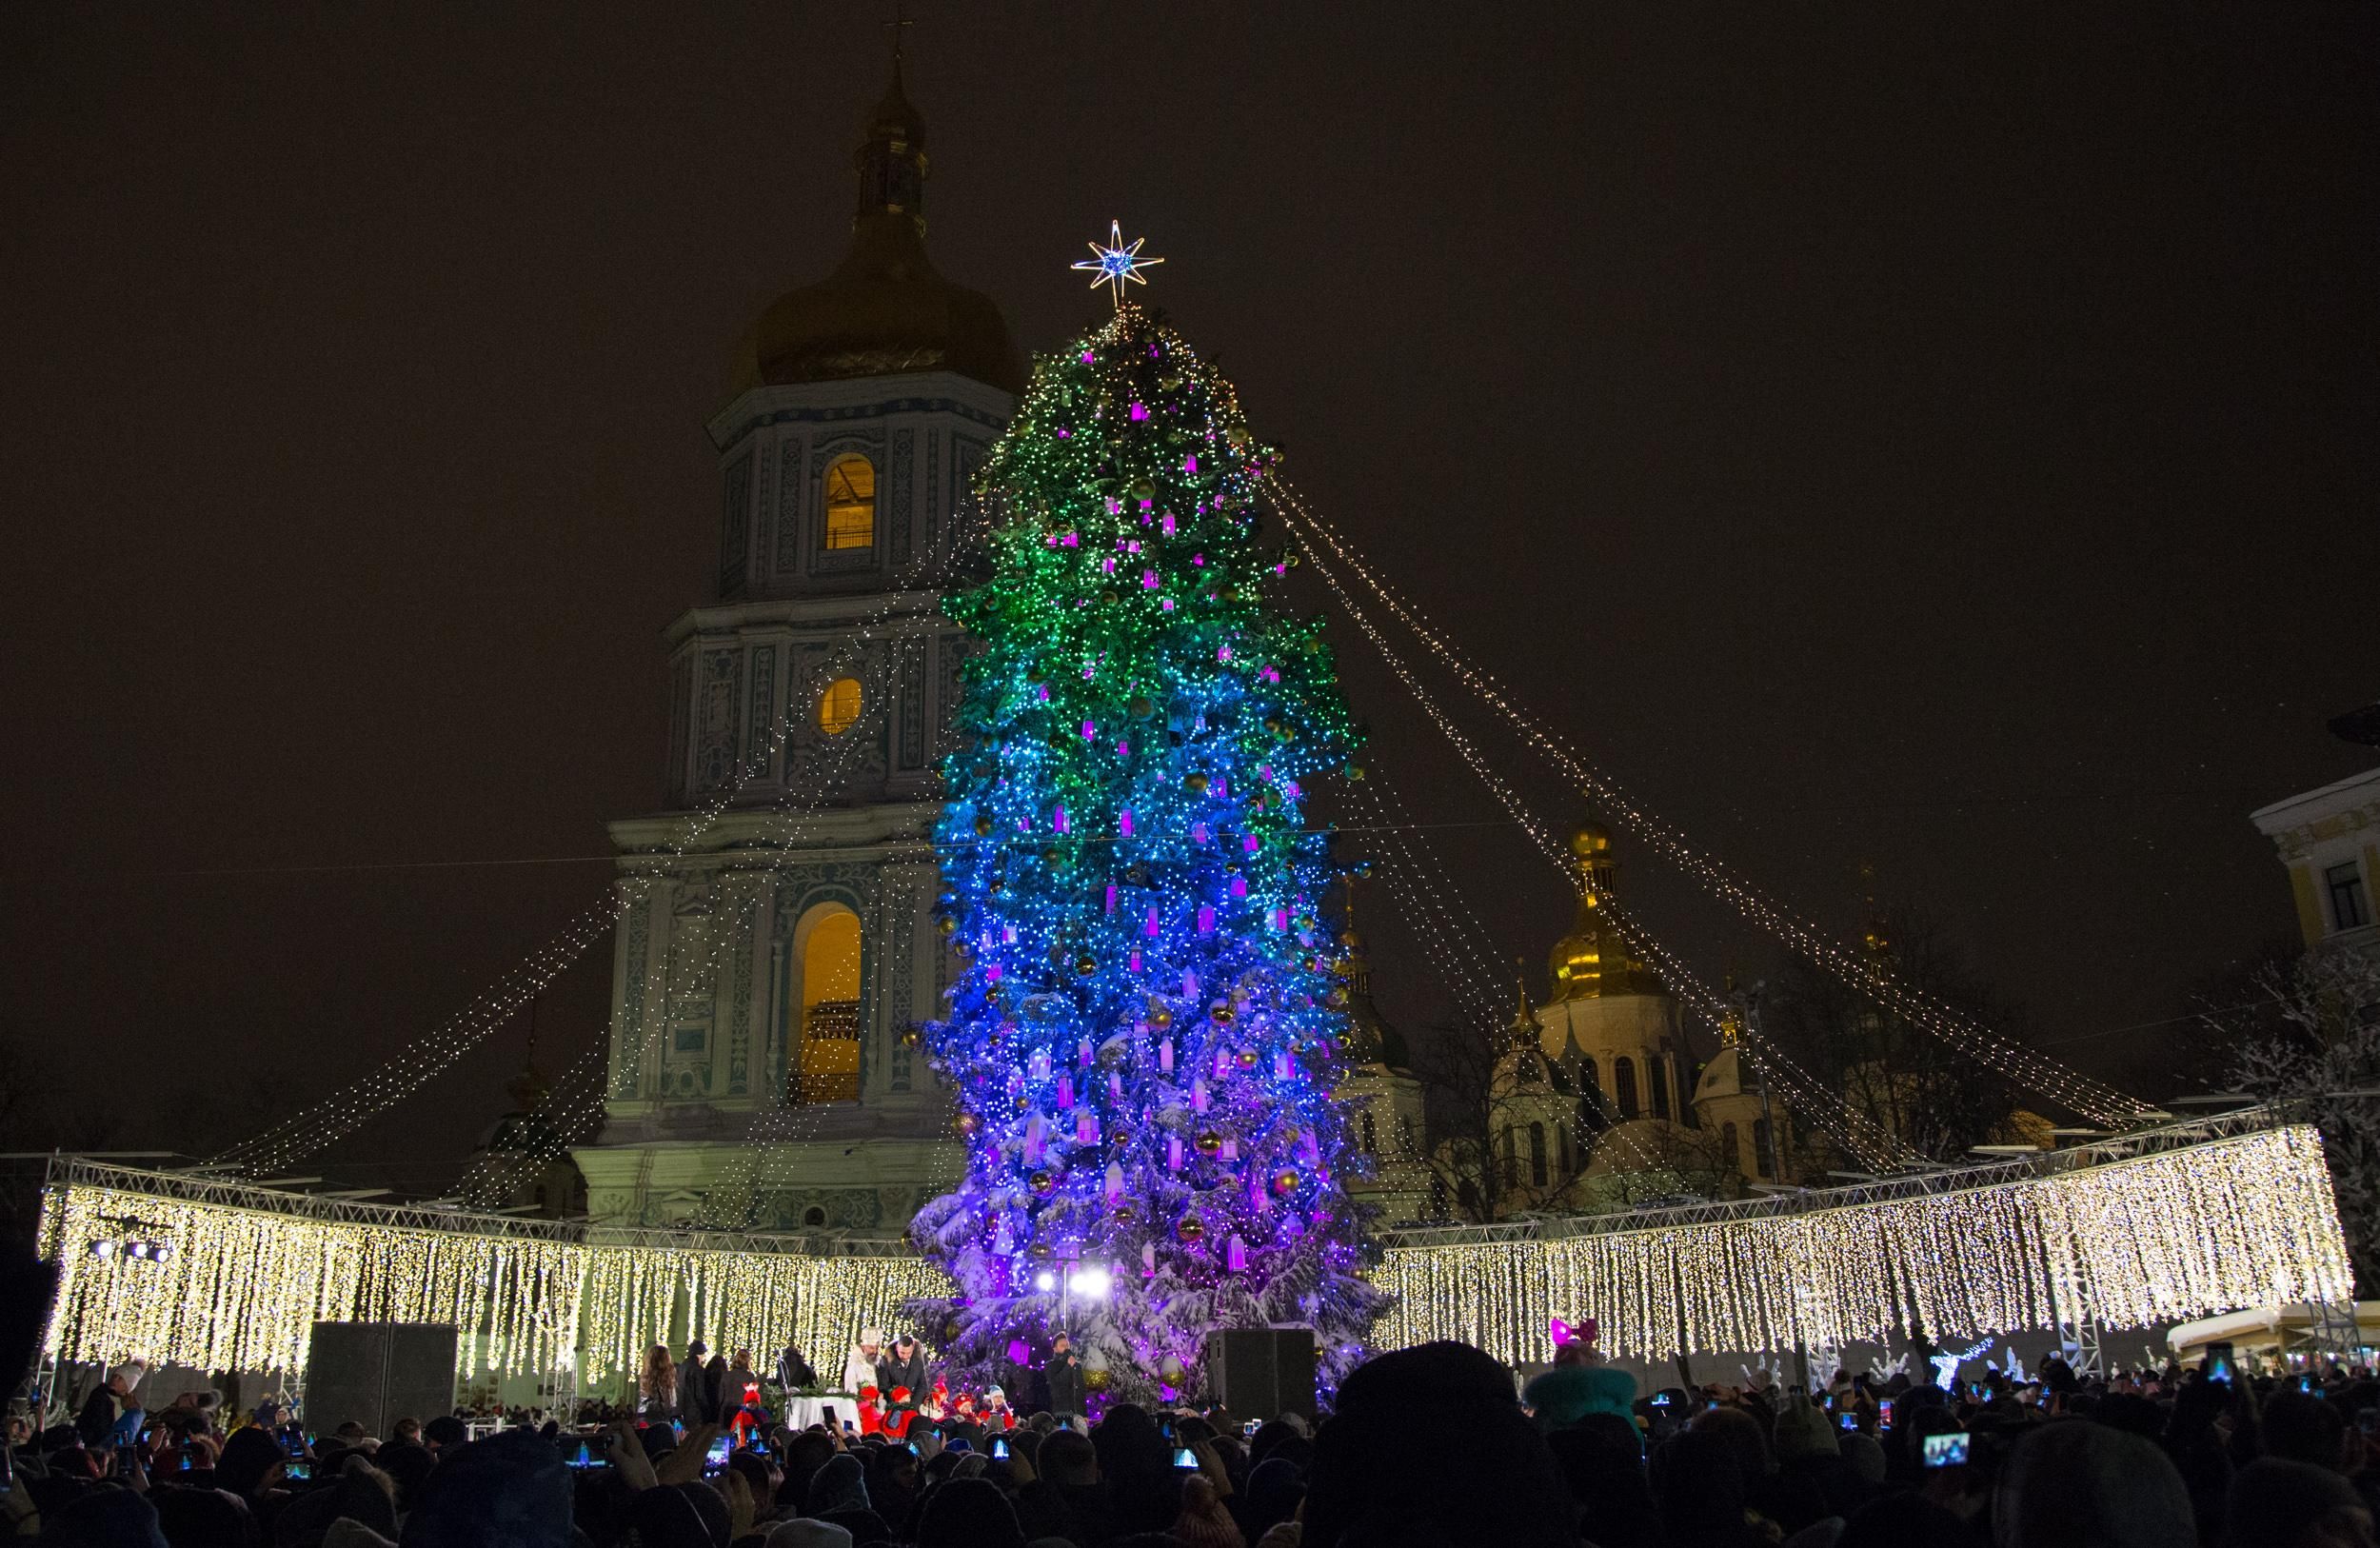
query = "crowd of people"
xmin=6 ymin=1338 xmax=2377 ymax=1546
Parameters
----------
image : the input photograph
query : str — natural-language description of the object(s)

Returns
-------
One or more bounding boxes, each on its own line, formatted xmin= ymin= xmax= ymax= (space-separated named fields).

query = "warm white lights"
xmin=1368 ymin=1127 xmax=2350 ymax=1365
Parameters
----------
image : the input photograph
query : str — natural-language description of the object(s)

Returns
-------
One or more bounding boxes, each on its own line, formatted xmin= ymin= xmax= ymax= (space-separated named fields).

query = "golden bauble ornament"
xmin=1196 ymin=1131 xmax=1223 ymax=1157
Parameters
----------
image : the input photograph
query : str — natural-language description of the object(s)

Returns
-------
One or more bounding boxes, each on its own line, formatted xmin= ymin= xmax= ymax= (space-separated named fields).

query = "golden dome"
xmin=1547 ymin=821 xmax=1656 ymax=1000
xmin=727 ymin=59 xmax=1023 ymax=400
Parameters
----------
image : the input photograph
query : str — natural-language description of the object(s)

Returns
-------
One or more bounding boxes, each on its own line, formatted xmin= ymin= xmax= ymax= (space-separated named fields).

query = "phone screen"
xmin=285 ymin=1459 xmax=314 ymax=1482
xmin=2205 ymin=1341 xmax=2236 ymax=1386
xmin=704 ymin=1436 xmax=733 ymax=1476
xmin=565 ymin=1441 xmax=605 ymax=1470
xmin=1878 ymin=1400 xmax=1895 ymax=1426
xmin=1171 ymin=1446 xmax=1200 ymax=1470
xmin=1921 ymin=1432 xmax=1970 ymax=1469
xmin=991 ymin=1438 xmax=1010 ymax=1459
xmin=1837 ymin=1412 xmax=1859 ymax=1431
xmin=822 ymin=1405 xmax=840 ymax=1431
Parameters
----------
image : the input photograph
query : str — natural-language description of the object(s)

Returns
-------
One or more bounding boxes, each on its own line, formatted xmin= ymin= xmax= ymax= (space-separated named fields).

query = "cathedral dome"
xmin=728 ymin=58 xmax=1023 ymax=400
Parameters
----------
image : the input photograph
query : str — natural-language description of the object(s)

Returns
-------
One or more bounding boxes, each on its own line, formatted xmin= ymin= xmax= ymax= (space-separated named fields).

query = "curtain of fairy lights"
xmin=42 ymin=1127 xmax=2349 ymax=1381
xmin=1369 ymin=1126 xmax=2351 ymax=1365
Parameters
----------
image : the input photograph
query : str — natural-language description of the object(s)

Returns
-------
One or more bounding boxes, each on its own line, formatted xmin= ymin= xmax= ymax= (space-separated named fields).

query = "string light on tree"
xmin=905 ymin=246 xmax=1386 ymax=1404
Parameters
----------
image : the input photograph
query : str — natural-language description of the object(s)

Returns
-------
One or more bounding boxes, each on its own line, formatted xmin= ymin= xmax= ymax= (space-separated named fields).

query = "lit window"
xmin=795 ymin=908 xmax=863 ymax=1105
xmin=817 ymin=677 xmax=863 ymax=736
xmin=2329 ymin=862 xmax=2371 ymax=932
xmin=823 ymin=455 xmax=876 ymax=550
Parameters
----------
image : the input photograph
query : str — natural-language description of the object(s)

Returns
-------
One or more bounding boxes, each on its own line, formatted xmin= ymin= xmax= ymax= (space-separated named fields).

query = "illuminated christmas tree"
xmin=909 ymin=230 xmax=1387 ymax=1404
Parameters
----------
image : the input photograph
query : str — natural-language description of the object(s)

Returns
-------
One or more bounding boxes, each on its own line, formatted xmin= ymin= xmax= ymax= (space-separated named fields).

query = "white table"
xmin=783 ymin=1394 xmax=859 ymax=1432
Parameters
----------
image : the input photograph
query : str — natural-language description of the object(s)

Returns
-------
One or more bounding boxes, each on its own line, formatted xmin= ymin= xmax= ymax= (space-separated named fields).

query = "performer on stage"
xmin=778 ymin=1340 xmax=818 ymax=1393
xmin=843 ymin=1329 xmax=885 ymax=1395
xmin=1044 ymin=1331 xmax=1085 ymax=1419
xmin=878 ymin=1332 xmax=928 ymax=1399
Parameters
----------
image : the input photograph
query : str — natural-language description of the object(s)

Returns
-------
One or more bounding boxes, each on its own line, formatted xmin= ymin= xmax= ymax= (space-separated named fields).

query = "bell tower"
xmin=575 ymin=56 xmax=1021 ymax=1233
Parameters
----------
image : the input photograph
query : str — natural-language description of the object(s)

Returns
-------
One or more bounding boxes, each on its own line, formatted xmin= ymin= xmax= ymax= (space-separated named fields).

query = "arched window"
xmin=1614 ymin=1057 xmax=1639 ymax=1120
xmin=1527 ymin=1122 xmax=1548 ymax=1187
xmin=1557 ymin=1121 xmax=1573 ymax=1178
xmin=1721 ymin=1121 xmax=1741 ymax=1173
xmin=1578 ymin=1056 xmax=1598 ymax=1100
xmin=1649 ymin=1056 xmax=1671 ymax=1120
xmin=1360 ymin=1110 xmax=1378 ymax=1154
xmin=817 ymin=677 xmax=863 ymax=736
xmin=794 ymin=906 xmax=863 ymax=1103
xmin=823 ymin=455 xmax=876 ymax=550
xmin=1753 ymin=1117 xmax=1775 ymax=1179
xmin=1500 ymin=1125 xmax=1518 ymax=1187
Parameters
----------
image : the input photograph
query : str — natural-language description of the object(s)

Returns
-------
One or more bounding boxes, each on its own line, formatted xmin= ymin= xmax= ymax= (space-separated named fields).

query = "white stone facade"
xmin=573 ymin=371 xmax=1009 ymax=1233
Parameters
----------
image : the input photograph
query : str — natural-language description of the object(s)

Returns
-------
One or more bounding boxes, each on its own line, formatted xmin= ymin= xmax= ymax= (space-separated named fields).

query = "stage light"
xmin=1068 ymin=1266 xmax=1111 ymax=1300
xmin=90 ymin=1240 xmax=116 ymax=1261
xmin=1033 ymin=1270 xmax=1058 ymax=1292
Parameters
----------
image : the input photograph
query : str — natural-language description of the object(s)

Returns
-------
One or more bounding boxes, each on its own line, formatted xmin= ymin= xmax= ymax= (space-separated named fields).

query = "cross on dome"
xmin=1072 ymin=220 xmax=1165 ymax=305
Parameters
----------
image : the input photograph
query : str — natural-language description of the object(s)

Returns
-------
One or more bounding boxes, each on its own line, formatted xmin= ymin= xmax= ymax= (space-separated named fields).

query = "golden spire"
xmin=855 ymin=16 xmax=928 ymax=233
xmin=1855 ymin=862 xmax=1894 ymax=963
xmin=1507 ymin=961 xmax=1539 ymax=1047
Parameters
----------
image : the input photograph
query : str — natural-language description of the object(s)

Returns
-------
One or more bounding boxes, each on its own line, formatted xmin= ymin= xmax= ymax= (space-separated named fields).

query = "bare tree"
xmin=2218 ymin=946 xmax=2380 ymax=1291
xmin=1408 ymin=1023 xmax=1606 ymax=1222
xmin=1761 ymin=906 xmax=2024 ymax=1161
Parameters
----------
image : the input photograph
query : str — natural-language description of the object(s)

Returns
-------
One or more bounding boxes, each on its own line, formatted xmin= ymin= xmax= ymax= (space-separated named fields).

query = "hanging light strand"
xmin=1276 ymin=492 xmax=2154 ymax=1127
xmin=1292 ymin=530 xmax=1909 ymax=1173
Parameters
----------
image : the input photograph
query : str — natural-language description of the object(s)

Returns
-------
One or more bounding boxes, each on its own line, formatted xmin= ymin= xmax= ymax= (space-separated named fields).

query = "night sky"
xmin=3 ymin=5 xmax=2372 ymax=1189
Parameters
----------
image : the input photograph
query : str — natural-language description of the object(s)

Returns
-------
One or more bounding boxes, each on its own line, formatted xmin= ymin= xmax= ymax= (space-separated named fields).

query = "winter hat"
xmin=1773 ymin=1398 xmax=1842 ymax=1460
xmin=1522 ymin=1362 xmax=1636 ymax=1429
xmin=766 ymin=1523 xmax=856 ymax=1548
xmin=39 ymin=1486 xmax=170 ymax=1548
xmin=324 ymin=1523 xmax=399 ymax=1548
xmin=110 ymin=1362 xmax=149 ymax=1393
xmin=2222 ymin=1457 xmax=2366 ymax=1548
xmin=399 ymin=1427 xmax=572 ymax=1548
xmin=1169 ymin=1474 xmax=1243 ymax=1548
xmin=808 ymin=1453 xmax=871 ymax=1515
xmin=1839 ymin=1430 xmax=1887 ymax=1484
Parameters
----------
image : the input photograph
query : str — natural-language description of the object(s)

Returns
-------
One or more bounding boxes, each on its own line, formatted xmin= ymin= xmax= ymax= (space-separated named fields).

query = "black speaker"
xmin=305 ymin=1323 xmax=458 ymax=1438
xmin=1207 ymin=1328 xmax=1317 ymax=1422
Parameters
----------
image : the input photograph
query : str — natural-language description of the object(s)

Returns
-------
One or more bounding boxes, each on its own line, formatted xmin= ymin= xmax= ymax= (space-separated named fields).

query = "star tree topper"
xmin=1072 ymin=219 xmax=1164 ymax=305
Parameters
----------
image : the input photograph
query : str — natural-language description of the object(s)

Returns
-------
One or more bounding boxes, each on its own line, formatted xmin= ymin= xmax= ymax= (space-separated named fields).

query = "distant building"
xmin=1328 ymin=915 xmax=1433 ymax=1225
xmin=2251 ymin=765 xmax=2380 ymax=963
xmin=465 ymin=1062 xmax=587 ymax=1221
xmin=1458 ymin=824 xmax=1753 ymax=1218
